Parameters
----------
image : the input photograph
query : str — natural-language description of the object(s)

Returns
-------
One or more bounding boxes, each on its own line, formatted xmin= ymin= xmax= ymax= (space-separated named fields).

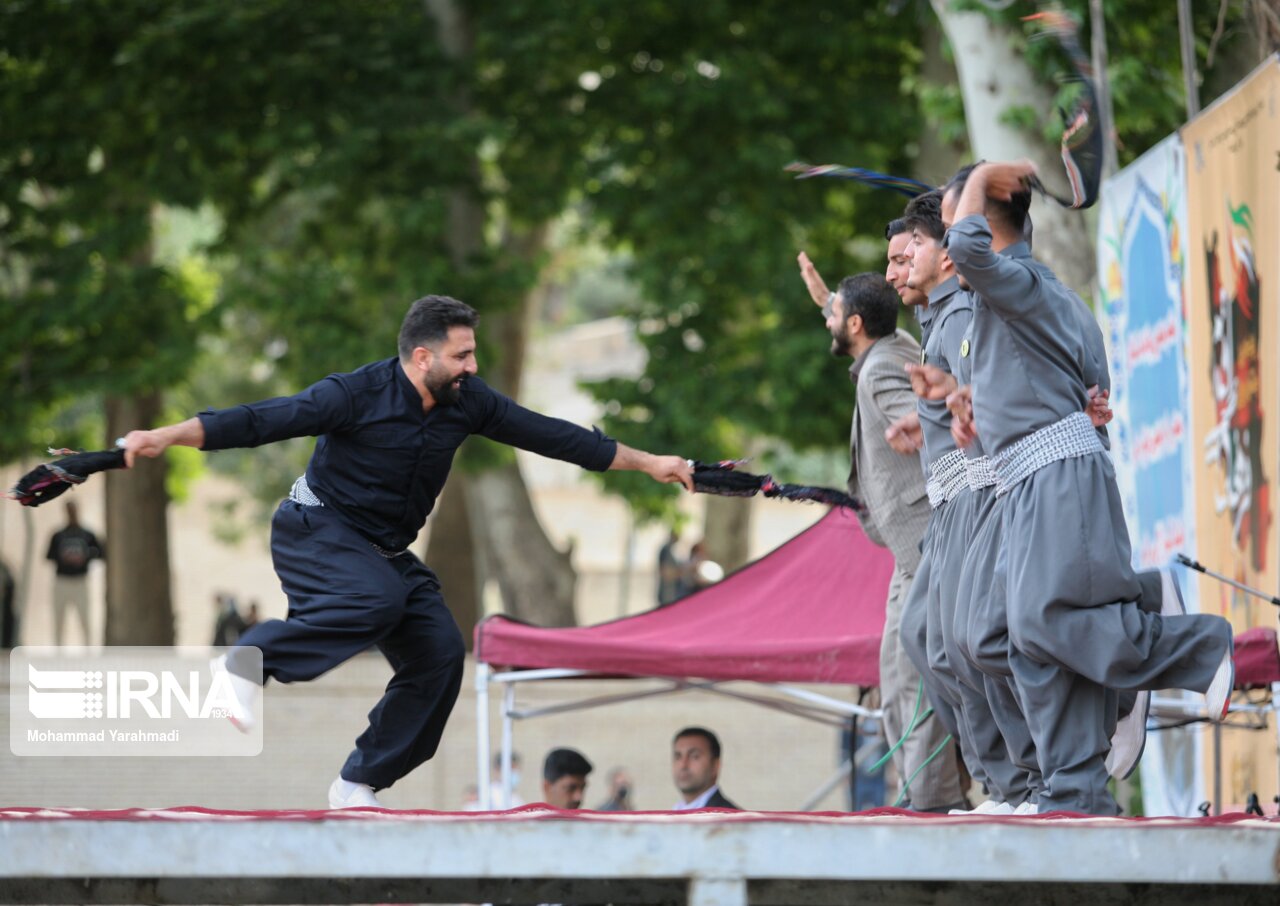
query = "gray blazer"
xmin=846 ymin=329 xmax=931 ymax=575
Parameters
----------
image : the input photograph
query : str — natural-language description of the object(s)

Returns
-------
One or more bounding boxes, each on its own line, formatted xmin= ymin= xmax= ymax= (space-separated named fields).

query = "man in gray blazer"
xmin=798 ymin=259 xmax=967 ymax=812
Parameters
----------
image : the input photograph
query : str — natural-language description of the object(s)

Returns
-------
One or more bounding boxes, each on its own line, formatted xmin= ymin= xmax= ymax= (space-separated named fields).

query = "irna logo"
xmin=27 ymin=664 xmax=240 ymax=720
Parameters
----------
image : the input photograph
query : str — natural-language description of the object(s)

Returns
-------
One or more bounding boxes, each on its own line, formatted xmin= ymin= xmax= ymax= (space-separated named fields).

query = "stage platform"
xmin=1 ymin=806 xmax=1278 ymax=905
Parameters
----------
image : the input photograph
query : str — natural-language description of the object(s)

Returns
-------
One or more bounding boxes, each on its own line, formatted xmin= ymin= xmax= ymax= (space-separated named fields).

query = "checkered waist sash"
xmin=925 ymin=449 xmax=969 ymax=509
xmin=288 ymin=475 xmax=407 ymax=559
xmin=993 ymin=411 xmax=1103 ymax=497
xmin=289 ymin=475 xmax=324 ymax=507
xmin=964 ymin=455 xmax=998 ymax=491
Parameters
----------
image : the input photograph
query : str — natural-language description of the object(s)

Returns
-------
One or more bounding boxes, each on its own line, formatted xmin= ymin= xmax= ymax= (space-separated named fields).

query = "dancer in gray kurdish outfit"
xmin=932 ymin=288 xmax=1162 ymax=810
xmin=891 ymin=190 xmax=1037 ymax=815
xmin=941 ymin=160 xmax=1234 ymax=815
xmin=944 ymin=217 xmax=1177 ymax=789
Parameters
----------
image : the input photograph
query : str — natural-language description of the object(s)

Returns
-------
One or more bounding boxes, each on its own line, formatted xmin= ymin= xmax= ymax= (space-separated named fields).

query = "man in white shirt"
xmin=671 ymin=727 xmax=740 ymax=810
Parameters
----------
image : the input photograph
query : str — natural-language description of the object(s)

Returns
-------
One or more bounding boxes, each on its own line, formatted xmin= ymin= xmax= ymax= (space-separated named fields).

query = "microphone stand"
xmin=1175 ymin=554 xmax=1280 ymax=608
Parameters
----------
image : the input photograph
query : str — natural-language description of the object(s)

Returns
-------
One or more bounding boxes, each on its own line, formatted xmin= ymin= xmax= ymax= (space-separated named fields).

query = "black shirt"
xmin=197 ymin=357 xmax=618 ymax=552
xmin=47 ymin=526 xmax=105 ymax=577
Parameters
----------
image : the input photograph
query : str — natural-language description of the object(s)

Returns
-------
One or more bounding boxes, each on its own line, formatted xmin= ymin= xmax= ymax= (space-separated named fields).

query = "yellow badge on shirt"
xmin=960 ymin=339 xmax=971 ymax=358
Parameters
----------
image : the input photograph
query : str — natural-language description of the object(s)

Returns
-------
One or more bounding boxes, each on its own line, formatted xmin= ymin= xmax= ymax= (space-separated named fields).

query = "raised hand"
xmin=978 ymin=159 xmax=1038 ymax=202
xmin=797 ymin=251 xmax=831 ymax=309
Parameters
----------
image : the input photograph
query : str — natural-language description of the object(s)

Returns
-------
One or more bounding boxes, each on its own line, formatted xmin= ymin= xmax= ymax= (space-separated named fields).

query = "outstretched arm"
xmin=121 ymin=418 xmax=206 ymax=468
xmin=610 ymin=443 xmax=694 ymax=492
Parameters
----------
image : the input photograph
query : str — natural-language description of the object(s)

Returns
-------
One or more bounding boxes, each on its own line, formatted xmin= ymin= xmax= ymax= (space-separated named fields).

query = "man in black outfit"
xmin=121 ymin=295 xmax=693 ymax=808
xmin=45 ymin=501 xmax=105 ymax=645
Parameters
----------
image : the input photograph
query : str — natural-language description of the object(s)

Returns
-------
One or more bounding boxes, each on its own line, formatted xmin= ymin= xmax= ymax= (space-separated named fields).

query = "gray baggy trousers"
xmin=995 ymin=452 xmax=1231 ymax=814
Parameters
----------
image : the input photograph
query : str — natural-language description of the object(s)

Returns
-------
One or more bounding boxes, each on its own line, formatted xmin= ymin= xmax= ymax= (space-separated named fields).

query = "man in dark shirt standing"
xmin=121 ymin=295 xmax=693 ymax=808
xmin=656 ymin=529 xmax=683 ymax=606
xmin=46 ymin=501 xmax=105 ymax=646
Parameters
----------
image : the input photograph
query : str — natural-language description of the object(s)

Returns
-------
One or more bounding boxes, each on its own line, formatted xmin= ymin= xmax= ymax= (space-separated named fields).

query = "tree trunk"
xmin=469 ymin=224 xmax=578 ymax=627
xmin=914 ymin=15 xmax=968 ymax=185
xmin=930 ymin=1 xmax=1096 ymax=296
xmin=466 ymin=465 xmax=577 ymax=627
xmin=424 ymin=0 xmax=577 ymax=628
xmin=702 ymin=495 xmax=753 ymax=575
xmin=425 ymin=479 xmax=483 ymax=650
xmin=16 ymin=494 xmax=35 ymax=640
xmin=103 ymin=391 xmax=175 ymax=645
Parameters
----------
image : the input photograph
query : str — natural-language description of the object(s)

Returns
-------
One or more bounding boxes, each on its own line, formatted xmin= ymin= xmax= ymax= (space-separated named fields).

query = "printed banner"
xmin=1097 ymin=133 xmax=1203 ymax=816
xmin=1182 ymin=56 xmax=1280 ymax=809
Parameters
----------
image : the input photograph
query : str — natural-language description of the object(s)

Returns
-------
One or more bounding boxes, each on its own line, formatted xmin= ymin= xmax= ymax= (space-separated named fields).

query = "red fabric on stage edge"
xmin=1 ymin=805 xmax=1277 ymax=826
xmin=1234 ymin=626 xmax=1280 ymax=688
xmin=474 ymin=508 xmax=895 ymax=686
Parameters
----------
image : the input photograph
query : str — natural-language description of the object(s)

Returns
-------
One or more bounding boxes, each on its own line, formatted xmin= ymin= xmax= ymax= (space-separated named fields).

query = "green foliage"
xmin=7 ymin=0 xmax=1230 ymax=529
xmin=475 ymin=2 xmax=925 ymax=518
xmin=973 ymin=0 xmax=1255 ymax=167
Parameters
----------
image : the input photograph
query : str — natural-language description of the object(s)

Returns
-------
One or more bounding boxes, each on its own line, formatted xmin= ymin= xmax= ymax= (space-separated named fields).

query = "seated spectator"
xmin=671 ymin=726 xmax=739 ymax=810
xmin=542 ymin=748 xmax=592 ymax=810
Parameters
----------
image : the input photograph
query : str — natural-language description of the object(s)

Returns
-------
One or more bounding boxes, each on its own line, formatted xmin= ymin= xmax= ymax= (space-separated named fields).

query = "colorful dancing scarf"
xmin=784 ymin=163 xmax=934 ymax=199
xmin=8 ymin=447 xmax=128 ymax=507
xmin=1024 ymin=9 xmax=1104 ymax=209
xmin=691 ymin=459 xmax=866 ymax=515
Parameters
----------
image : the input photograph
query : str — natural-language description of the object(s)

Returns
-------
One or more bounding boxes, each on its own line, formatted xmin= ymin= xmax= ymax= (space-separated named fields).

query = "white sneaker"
xmin=210 ymin=654 xmax=259 ymax=733
xmin=328 ymin=777 xmax=382 ymax=809
xmin=1102 ymin=568 xmax=1184 ymax=777
xmin=948 ymin=799 xmax=1013 ymax=816
xmin=1013 ymin=800 xmax=1039 ymax=816
xmin=1205 ymin=642 xmax=1235 ymax=722
xmin=1160 ymin=568 xmax=1187 ymax=616
xmin=975 ymin=799 xmax=1015 ymax=816
xmin=1106 ymin=690 xmax=1149 ymax=780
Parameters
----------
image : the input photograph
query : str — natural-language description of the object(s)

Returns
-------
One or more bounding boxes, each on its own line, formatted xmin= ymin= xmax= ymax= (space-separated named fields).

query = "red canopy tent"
xmin=472 ymin=507 xmax=896 ymax=808
xmin=475 ymin=507 xmax=895 ymax=686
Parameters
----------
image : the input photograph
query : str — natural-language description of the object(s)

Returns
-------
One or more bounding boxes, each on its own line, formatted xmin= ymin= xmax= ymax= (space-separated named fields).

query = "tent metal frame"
xmin=476 ymin=662 xmax=1280 ymax=814
xmin=1150 ymin=682 xmax=1280 ymax=815
xmin=475 ymin=662 xmax=879 ymax=810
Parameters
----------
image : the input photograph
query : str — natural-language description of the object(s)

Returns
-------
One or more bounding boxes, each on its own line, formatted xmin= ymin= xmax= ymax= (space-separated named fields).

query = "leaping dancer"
xmin=104 ymin=295 xmax=691 ymax=808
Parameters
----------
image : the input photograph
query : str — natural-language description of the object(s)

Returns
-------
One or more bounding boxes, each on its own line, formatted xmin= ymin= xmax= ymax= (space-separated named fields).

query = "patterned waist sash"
xmin=964 ymin=454 xmax=998 ymax=491
xmin=288 ymin=475 xmax=407 ymax=559
xmin=925 ymin=449 xmax=969 ymax=509
xmin=289 ymin=475 xmax=323 ymax=507
xmin=993 ymin=411 xmax=1102 ymax=497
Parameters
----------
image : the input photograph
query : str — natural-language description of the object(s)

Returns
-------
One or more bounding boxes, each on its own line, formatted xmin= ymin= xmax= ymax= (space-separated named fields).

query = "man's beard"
xmin=426 ymin=367 xmax=465 ymax=406
xmin=829 ymin=325 xmax=852 ymax=358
